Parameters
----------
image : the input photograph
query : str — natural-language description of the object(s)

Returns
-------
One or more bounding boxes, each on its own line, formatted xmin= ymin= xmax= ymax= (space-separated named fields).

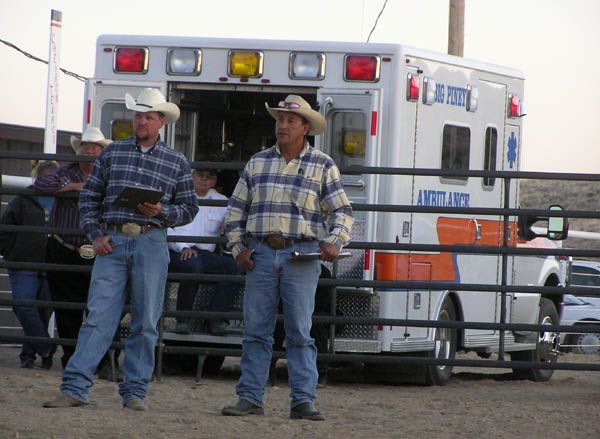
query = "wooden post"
xmin=448 ymin=0 xmax=465 ymax=57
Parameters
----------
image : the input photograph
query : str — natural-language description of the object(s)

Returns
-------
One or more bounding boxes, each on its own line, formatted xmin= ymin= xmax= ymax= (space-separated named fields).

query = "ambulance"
xmin=84 ymin=34 xmax=568 ymax=384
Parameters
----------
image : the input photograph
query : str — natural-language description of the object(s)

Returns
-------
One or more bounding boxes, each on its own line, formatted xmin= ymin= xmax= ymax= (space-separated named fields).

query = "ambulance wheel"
xmin=201 ymin=355 xmax=225 ymax=376
xmin=511 ymin=298 xmax=559 ymax=382
xmin=424 ymin=298 xmax=457 ymax=386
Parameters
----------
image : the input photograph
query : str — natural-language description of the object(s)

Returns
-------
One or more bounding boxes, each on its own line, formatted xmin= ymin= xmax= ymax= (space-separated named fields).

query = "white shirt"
xmin=167 ymin=188 xmax=228 ymax=253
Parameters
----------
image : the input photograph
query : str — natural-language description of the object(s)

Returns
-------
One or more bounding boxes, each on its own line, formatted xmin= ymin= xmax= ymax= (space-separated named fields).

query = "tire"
xmin=201 ymin=355 xmax=225 ymax=376
xmin=511 ymin=298 xmax=559 ymax=381
xmin=424 ymin=297 xmax=457 ymax=386
xmin=572 ymin=329 xmax=600 ymax=355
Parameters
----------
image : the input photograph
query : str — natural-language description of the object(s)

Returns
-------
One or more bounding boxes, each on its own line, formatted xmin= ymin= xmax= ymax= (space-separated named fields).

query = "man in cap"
xmin=222 ymin=95 xmax=354 ymax=420
xmin=43 ymin=88 xmax=198 ymax=411
xmin=34 ymin=127 xmax=112 ymax=370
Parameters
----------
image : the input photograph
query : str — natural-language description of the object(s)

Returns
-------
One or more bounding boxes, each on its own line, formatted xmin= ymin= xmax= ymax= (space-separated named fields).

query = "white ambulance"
xmin=84 ymin=34 xmax=568 ymax=384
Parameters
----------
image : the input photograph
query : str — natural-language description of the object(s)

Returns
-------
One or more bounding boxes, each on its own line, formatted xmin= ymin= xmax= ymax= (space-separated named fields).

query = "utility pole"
xmin=448 ymin=0 xmax=464 ymax=57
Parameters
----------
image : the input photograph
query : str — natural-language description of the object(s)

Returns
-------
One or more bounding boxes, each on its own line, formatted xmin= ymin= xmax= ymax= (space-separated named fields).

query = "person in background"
xmin=33 ymin=127 xmax=115 ymax=376
xmin=167 ymin=168 xmax=241 ymax=335
xmin=222 ymin=95 xmax=353 ymax=421
xmin=43 ymin=88 xmax=198 ymax=411
xmin=0 ymin=160 xmax=60 ymax=369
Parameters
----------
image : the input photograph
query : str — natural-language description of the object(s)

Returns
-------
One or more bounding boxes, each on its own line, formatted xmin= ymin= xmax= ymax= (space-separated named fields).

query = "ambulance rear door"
xmin=317 ymin=89 xmax=380 ymax=284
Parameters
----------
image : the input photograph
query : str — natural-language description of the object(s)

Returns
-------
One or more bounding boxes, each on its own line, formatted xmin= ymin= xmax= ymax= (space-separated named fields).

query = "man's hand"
xmin=319 ymin=242 xmax=339 ymax=262
xmin=93 ymin=235 xmax=114 ymax=256
xmin=180 ymin=247 xmax=197 ymax=261
xmin=236 ymin=248 xmax=255 ymax=271
xmin=137 ymin=201 xmax=161 ymax=217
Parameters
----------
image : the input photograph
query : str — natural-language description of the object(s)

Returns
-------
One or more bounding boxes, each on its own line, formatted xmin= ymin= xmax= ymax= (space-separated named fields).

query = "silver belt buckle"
xmin=78 ymin=244 xmax=96 ymax=259
xmin=122 ymin=222 xmax=142 ymax=237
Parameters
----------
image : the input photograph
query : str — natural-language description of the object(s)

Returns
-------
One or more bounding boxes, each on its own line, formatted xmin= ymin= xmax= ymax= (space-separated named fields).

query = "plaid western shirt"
xmin=79 ymin=137 xmax=198 ymax=242
xmin=225 ymin=142 xmax=354 ymax=258
xmin=34 ymin=163 xmax=91 ymax=247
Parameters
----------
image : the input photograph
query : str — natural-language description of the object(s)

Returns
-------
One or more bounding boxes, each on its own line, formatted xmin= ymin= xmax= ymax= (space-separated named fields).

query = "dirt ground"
xmin=0 ymin=345 xmax=598 ymax=439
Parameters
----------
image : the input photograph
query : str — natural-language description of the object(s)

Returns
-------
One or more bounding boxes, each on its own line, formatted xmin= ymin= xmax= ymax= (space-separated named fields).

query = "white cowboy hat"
xmin=265 ymin=95 xmax=326 ymax=135
xmin=125 ymin=88 xmax=180 ymax=124
xmin=70 ymin=126 xmax=112 ymax=153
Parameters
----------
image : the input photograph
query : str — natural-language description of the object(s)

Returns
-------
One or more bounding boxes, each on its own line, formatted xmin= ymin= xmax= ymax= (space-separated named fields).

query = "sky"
xmin=1 ymin=0 xmax=599 ymax=172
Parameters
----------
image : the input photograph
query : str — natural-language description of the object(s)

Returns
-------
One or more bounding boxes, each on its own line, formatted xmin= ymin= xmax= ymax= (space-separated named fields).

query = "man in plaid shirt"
xmin=44 ymin=89 xmax=198 ymax=411
xmin=222 ymin=95 xmax=353 ymax=421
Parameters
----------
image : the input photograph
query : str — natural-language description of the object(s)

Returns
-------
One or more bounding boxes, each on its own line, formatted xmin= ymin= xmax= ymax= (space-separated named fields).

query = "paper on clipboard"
xmin=114 ymin=186 xmax=164 ymax=209
xmin=290 ymin=251 xmax=352 ymax=261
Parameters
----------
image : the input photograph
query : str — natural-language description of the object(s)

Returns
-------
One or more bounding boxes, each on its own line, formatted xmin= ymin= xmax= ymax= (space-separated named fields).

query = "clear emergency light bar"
xmin=289 ymin=52 xmax=325 ymax=80
xmin=422 ymin=77 xmax=436 ymax=105
xmin=228 ymin=50 xmax=263 ymax=77
xmin=344 ymin=55 xmax=380 ymax=82
xmin=114 ymin=47 xmax=148 ymax=74
xmin=466 ymin=85 xmax=478 ymax=112
xmin=167 ymin=48 xmax=201 ymax=75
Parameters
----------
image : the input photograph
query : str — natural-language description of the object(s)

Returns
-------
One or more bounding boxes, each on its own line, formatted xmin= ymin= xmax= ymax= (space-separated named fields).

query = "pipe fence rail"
xmin=1 ymin=150 xmax=599 ymax=383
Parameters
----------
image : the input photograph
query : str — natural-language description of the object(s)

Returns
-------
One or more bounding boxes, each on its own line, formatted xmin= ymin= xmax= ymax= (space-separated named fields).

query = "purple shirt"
xmin=34 ymin=162 xmax=90 ymax=247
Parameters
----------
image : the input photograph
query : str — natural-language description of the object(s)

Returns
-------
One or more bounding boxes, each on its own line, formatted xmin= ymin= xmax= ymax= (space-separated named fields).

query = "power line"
xmin=366 ymin=0 xmax=389 ymax=43
xmin=0 ymin=37 xmax=87 ymax=82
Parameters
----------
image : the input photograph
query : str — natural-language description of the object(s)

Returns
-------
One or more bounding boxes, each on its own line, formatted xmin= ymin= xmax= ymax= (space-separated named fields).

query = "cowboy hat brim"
xmin=70 ymin=136 xmax=112 ymax=152
xmin=125 ymin=93 xmax=180 ymax=124
xmin=265 ymin=104 xmax=326 ymax=136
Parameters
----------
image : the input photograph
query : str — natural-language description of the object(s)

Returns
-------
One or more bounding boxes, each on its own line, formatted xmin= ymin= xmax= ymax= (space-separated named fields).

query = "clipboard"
xmin=114 ymin=186 xmax=164 ymax=209
xmin=290 ymin=251 xmax=353 ymax=261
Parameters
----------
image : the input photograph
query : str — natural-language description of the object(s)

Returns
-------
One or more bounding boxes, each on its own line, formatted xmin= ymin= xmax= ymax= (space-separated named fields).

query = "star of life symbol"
xmin=507 ymin=132 xmax=518 ymax=169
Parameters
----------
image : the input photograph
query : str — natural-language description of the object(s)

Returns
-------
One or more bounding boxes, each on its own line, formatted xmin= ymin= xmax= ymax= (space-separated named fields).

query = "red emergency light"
xmin=344 ymin=55 xmax=380 ymax=82
xmin=406 ymin=73 xmax=419 ymax=101
xmin=508 ymin=93 xmax=520 ymax=118
xmin=114 ymin=47 xmax=148 ymax=73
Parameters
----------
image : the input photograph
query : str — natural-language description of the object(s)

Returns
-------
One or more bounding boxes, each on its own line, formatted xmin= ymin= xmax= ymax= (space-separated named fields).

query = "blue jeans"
xmin=168 ymin=249 xmax=240 ymax=312
xmin=236 ymin=240 xmax=321 ymax=408
xmin=8 ymin=270 xmax=53 ymax=363
xmin=61 ymin=228 xmax=169 ymax=404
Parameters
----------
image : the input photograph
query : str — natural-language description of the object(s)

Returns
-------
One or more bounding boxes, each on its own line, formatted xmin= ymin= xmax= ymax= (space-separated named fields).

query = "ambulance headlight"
xmin=228 ymin=50 xmax=263 ymax=77
xmin=289 ymin=52 xmax=325 ymax=80
xmin=466 ymin=85 xmax=478 ymax=112
xmin=167 ymin=48 xmax=202 ymax=75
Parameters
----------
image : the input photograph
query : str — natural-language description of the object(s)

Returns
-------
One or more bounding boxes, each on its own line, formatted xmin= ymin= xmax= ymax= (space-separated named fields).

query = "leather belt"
xmin=261 ymin=234 xmax=314 ymax=250
xmin=52 ymin=235 xmax=96 ymax=259
xmin=106 ymin=222 xmax=157 ymax=238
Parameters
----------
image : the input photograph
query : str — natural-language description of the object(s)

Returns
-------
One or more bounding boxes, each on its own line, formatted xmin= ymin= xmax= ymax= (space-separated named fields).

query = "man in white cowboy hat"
xmin=34 ymin=126 xmax=112 ymax=371
xmin=222 ymin=95 xmax=354 ymax=420
xmin=43 ymin=88 xmax=198 ymax=411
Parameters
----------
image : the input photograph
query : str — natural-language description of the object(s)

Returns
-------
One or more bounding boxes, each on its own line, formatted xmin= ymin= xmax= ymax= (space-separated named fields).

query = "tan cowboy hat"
xmin=70 ymin=126 xmax=112 ymax=153
xmin=265 ymin=95 xmax=326 ymax=135
xmin=125 ymin=88 xmax=180 ymax=124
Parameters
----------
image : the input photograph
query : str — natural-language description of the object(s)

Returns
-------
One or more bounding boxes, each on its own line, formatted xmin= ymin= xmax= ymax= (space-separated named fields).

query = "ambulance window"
xmin=441 ymin=124 xmax=470 ymax=180
xmin=483 ymin=127 xmax=498 ymax=187
xmin=100 ymin=103 xmax=133 ymax=141
xmin=329 ymin=110 xmax=366 ymax=167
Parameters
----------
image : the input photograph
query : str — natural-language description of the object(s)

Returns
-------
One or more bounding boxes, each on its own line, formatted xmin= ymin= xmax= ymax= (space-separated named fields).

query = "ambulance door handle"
xmin=344 ymin=179 xmax=365 ymax=190
xmin=470 ymin=218 xmax=482 ymax=242
xmin=322 ymin=96 xmax=334 ymax=116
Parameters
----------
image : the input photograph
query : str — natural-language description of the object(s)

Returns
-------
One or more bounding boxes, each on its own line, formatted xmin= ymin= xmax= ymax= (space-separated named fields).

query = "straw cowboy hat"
xmin=265 ymin=95 xmax=326 ymax=135
xmin=70 ymin=126 xmax=112 ymax=153
xmin=125 ymin=88 xmax=180 ymax=124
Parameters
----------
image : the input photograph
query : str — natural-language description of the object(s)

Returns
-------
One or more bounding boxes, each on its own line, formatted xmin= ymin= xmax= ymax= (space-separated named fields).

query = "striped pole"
xmin=43 ymin=9 xmax=62 ymax=154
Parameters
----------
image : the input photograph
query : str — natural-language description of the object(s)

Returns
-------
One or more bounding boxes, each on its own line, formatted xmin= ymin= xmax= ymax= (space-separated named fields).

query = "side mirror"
xmin=518 ymin=204 xmax=569 ymax=241
xmin=547 ymin=205 xmax=569 ymax=240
